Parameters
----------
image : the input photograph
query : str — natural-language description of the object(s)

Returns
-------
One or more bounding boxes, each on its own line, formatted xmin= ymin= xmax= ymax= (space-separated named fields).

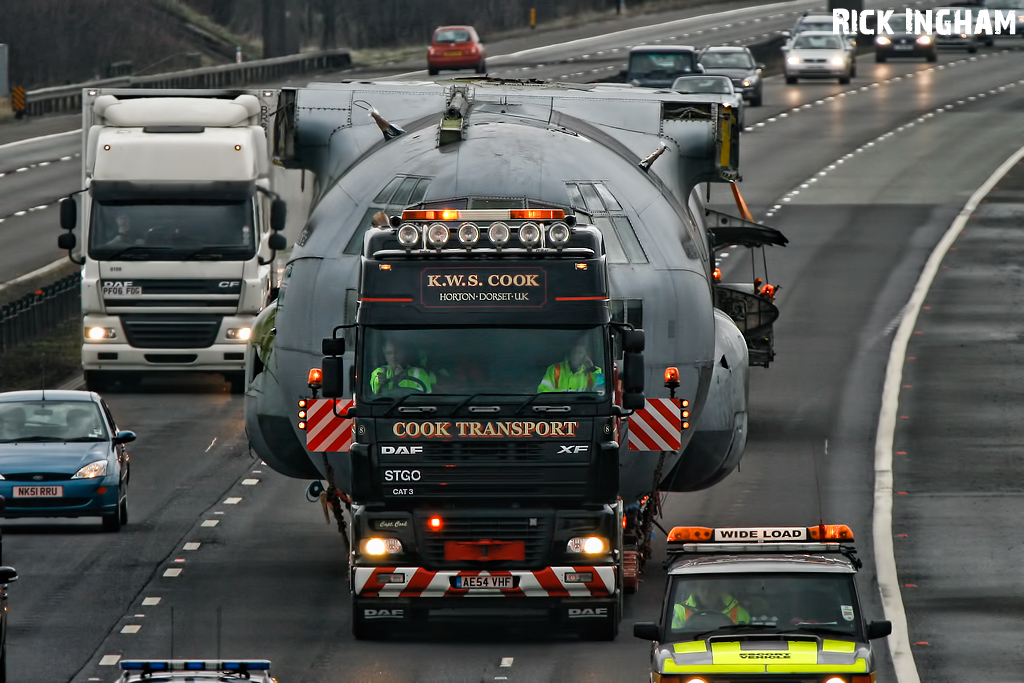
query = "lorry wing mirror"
xmin=57 ymin=233 xmax=77 ymax=251
xmin=622 ymin=329 xmax=645 ymax=353
xmin=622 ymin=392 xmax=645 ymax=411
xmin=0 ymin=567 xmax=17 ymax=585
xmin=270 ymin=198 xmax=287 ymax=231
xmin=867 ymin=620 xmax=892 ymax=639
xmin=633 ymin=621 xmax=660 ymax=641
xmin=322 ymin=337 xmax=345 ymax=356
xmin=321 ymin=356 xmax=344 ymax=398
xmin=268 ymin=233 xmax=287 ymax=251
xmin=60 ymin=197 xmax=77 ymax=230
xmin=622 ymin=351 xmax=644 ymax=394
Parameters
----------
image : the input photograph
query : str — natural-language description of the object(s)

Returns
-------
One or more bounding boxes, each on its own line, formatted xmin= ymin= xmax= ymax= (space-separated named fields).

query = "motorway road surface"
xmin=1 ymin=1 xmax=1022 ymax=680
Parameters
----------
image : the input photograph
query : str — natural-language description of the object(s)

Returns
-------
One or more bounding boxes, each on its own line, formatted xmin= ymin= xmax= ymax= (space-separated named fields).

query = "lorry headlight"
xmin=458 ymin=222 xmax=480 ymax=246
xmin=363 ymin=537 xmax=403 ymax=556
xmin=518 ymin=222 xmax=541 ymax=247
xmin=227 ymin=327 xmax=252 ymax=341
xmin=488 ymin=221 xmax=510 ymax=247
xmin=567 ymin=536 xmax=608 ymax=554
xmin=397 ymin=224 xmax=420 ymax=247
xmin=72 ymin=460 xmax=108 ymax=479
xmin=426 ymin=223 xmax=449 ymax=248
xmin=86 ymin=327 xmax=116 ymax=340
xmin=547 ymin=222 xmax=571 ymax=246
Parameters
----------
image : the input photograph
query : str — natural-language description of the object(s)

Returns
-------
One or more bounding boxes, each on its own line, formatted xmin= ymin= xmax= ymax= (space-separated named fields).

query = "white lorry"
xmin=58 ymin=89 xmax=287 ymax=393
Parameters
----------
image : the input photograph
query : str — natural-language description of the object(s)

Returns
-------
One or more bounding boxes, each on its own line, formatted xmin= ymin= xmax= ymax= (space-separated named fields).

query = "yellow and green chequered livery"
xmin=653 ymin=638 xmax=875 ymax=680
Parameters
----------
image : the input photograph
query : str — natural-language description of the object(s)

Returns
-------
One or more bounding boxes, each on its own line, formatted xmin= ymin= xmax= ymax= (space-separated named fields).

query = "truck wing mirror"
xmin=270 ymin=198 xmax=287 ymax=231
xmin=321 ymin=356 xmax=344 ymax=398
xmin=0 ymin=567 xmax=17 ymax=585
xmin=633 ymin=621 xmax=660 ymax=641
xmin=57 ymin=232 xmax=77 ymax=251
xmin=622 ymin=392 xmax=645 ymax=411
xmin=622 ymin=329 xmax=645 ymax=353
xmin=268 ymin=233 xmax=287 ymax=251
xmin=60 ymin=197 xmax=77 ymax=230
xmin=867 ymin=620 xmax=892 ymax=640
xmin=322 ymin=337 xmax=345 ymax=356
xmin=622 ymin=351 xmax=644 ymax=394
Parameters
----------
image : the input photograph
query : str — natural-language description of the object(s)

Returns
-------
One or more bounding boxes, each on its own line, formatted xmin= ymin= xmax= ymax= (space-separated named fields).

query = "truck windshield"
xmin=361 ymin=327 xmax=608 ymax=400
xmin=89 ymin=200 xmax=256 ymax=261
xmin=628 ymin=52 xmax=696 ymax=79
xmin=666 ymin=573 xmax=860 ymax=638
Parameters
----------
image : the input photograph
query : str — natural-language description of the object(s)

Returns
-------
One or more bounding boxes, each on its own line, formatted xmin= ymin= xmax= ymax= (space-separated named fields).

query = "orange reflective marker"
xmin=510 ymin=209 xmax=564 ymax=220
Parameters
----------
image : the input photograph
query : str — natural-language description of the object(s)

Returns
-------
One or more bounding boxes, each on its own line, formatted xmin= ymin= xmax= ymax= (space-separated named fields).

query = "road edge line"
xmin=0 ymin=128 xmax=80 ymax=152
xmin=0 ymin=257 xmax=71 ymax=293
xmin=873 ymin=143 xmax=1024 ymax=683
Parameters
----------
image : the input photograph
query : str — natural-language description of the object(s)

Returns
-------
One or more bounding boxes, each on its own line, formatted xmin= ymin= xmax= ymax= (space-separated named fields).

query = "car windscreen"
xmin=628 ymin=52 xmax=697 ymax=78
xmin=666 ymin=572 xmax=861 ymax=638
xmin=435 ymin=29 xmax=471 ymax=43
xmin=699 ymin=52 xmax=754 ymax=69
xmin=792 ymin=34 xmax=843 ymax=49
xmin=0 ymin=401 xmax=108 ymax=443
xmin=89 ymin=200 xmax=257 ymax=261
xmin=672 ymin=76 xmax=732 ymax=94
xmin=361 ymin=327 xmax=608 ymax=401
xmin=796 ymin=20 xmax=835 ymax=32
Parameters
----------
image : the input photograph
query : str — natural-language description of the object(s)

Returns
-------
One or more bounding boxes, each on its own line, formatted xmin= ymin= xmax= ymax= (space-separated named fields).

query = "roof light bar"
xmin=119 ymin=660 xmax=271 ymax=672
xmin=401 ymin=208 xmax=566 ymax=222
xmin=666 ymin=524 xmax=855 ymax=543
xmin=510 ymin=209 xmax=565 ymax=220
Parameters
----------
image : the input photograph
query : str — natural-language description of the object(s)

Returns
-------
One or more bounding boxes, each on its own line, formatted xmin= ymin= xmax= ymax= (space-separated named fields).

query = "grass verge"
xmin=0 ymin=318 xmax=81 ymax=392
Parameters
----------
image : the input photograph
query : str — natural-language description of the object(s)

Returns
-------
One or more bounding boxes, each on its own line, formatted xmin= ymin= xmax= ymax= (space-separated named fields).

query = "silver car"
xmin=783 ymin=31 xmax=854 ymax=84
xmin=671 ymin=75 xmax=745 ymax=129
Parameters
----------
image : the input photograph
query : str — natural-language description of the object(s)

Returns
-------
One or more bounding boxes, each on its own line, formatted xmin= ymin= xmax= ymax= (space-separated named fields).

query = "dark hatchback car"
xmin=876 ymin=13 xmax=938 ymax=62
xmin=697 ymin=46 xmax=765 ymax=106
xmin=624 ymin=45 xmax=702 ymax=88
xmin=0 ymin=390 xmax=134 ymax=532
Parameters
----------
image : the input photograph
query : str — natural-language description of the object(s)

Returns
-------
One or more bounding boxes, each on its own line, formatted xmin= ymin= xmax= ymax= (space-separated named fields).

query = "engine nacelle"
xmin=660 ymin=309 xmax=749 ymax=491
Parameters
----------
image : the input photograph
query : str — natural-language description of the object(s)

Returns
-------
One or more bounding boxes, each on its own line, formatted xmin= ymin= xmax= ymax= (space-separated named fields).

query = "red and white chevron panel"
xmin=305 ymin=398 xmax=354 ymax=452
xmin=353 ymin=566 xmax=616 ymax=598
xmin=628 ymin=398 xmax=682 ymax=451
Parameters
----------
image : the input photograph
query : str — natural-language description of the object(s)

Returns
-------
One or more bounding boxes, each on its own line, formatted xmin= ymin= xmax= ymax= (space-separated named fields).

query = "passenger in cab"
xmin=672 ymin=581 xmax=751 ymax=628
xmin=370 ymin=338 xmax=435 ymax=393
xmin=538 ymin=335 xmax=604 ymax=393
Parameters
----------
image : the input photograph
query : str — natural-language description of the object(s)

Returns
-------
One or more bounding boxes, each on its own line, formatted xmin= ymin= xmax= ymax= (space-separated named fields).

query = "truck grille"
xmin=121 ymin=315 xmax=221 ymax=348
xmin=416 ymin=512 xmax=553 ymax=569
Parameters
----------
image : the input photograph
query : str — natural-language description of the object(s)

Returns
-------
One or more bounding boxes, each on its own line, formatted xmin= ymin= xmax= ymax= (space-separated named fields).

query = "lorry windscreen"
xmin=666 ymin=572 xmax=860 ymax=638
xmin=361 ymin=326 xmax=608 ymax=400
xmin=628 ymin=51 xmax=697 ymax=79
xmin=89 ymin=200 xmax=256 ymax=261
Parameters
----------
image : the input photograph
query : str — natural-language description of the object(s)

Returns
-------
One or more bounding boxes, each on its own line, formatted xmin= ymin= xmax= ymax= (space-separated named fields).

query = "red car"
xmin=427 ymin=25 xmax=486 ymax=76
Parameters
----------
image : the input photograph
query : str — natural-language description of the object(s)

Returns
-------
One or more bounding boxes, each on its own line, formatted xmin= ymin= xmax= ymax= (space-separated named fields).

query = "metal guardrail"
xmin=0 ymin=274 xmax=80 ymax=353
xmin=24 ymin=48 xmax=351 ymax=117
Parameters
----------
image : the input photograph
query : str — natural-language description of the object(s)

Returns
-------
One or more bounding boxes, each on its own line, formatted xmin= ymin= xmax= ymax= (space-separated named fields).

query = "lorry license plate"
xmin=102 ymin=284 xmax=143 ymax=297
xmin=452 ymin=575 xmax=516 ymax=589
xmin=13 ymin=486 xmax=63 ymax=497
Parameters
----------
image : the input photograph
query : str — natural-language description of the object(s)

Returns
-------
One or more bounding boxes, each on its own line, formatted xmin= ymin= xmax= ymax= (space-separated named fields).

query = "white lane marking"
xmin=201 ymin=520 xmax=219 ymax=527
xmin=205 ymin=438 xmax=217 ymax=452
xmin=183 ymin=542 xmax=201 ymax=551
xmin=163 ymin=568 xmax=182 ymax=577
xmin=142 ymin=597 xmax=161 ymax=606
xmin=500 ymin=657 xmax=514 ymax=667
xmin=224 ymin=497 xmax=242 ymax=504
xmin=99 ymin=655 xmax=121 ymax=666
xmin=242 ymin=478 xmax=259 ymax=485
xmin=252 ymin=470 xmax=262 ymax=474
xmin=874 ymin=143 xmax=1024 ymax=683
xmin=121 ymin=625 xmax=141 ymax=634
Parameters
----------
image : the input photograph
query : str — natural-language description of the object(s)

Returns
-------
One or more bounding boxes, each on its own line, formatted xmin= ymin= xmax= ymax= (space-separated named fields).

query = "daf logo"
xmin=380 ymin=445 xmax=423 ymax=455
xmin=568 ymin=607 xmax=607 ymax=618
xmin=218 ymin=281 xmax=241 ymax=288
xmin=364 ymin=608 xmax=404 ymax=619
xmin=558 ymin=445 xmax=589 ymax=454
xmin=383 ymin=469 xmax=422 ymax=482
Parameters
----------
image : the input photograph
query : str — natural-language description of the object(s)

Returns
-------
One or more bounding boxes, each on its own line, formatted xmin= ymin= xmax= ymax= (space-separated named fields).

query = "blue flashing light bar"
xmin=120 ymin=660 xmax=271 ymax=671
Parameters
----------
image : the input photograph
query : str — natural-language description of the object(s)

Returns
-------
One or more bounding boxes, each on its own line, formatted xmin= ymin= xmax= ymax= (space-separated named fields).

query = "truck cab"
xmin=635 ymin=524 xmax=892 ymax=682
xmin=57 ymin=89 xmax=286 ymax=392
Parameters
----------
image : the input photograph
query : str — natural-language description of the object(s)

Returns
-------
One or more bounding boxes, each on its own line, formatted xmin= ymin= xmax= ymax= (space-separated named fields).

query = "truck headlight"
xmin=227 ymin=327 xmax=252 ymax=341
xmin=567 ymin=536 xmax=608 ymax=554
xmin=86 ymin=327 xmax=116 ymax=340
xmin=72 ymin=460 xmax=108 ymax=479
xmin=362 ymin=538 xmax=403 ymax=556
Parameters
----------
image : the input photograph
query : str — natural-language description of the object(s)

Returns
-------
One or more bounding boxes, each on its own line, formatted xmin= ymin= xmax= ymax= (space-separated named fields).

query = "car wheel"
xmin=968 ymin=45 xmax=977 ymax=53
xmin=102 ymin=488 xmax=124 ymax=532
xmin=476 ymin=59 xmax=486 ymax=74
xmin=927 ymin=51 xmax=937 ymax=62
xmin=428 ymin=66 xmax=438 ymax=76
xmin=118 ymin=488 xmax=128 ymax=526
xmin=785 ymin=75 xmax=797 ymax=84
xmin=876 ymin=53 xmax=886 ymax=63
xmin=839 ymin=73 xmax=851 ymax=84
xmin=984 ymin=37 xmax=993 ymax=46
xmin=751 ymin=89 xmax=763 ymax=107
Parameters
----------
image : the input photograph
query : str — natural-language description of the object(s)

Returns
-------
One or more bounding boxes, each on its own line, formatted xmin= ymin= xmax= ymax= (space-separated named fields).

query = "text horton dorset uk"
xmin=832 ymin=9 xmax=1020 ymax=35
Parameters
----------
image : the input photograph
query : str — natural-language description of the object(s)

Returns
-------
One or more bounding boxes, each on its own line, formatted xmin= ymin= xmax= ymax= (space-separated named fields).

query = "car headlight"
xmin=787 ymin=56 xmax=800 ymax=65
xmin=72 ymin=460 xmax=108 ymax=479
xmin=742 ymin=79 xmax=752 ymax=87
xmin=567 ymin=536 xmax=609 ymax=554
xmin=876 ymin=36 xmax=891 ymax=46
xmin=917 ymin=35 xmax=932 ymax=45
xmin=226 ymin=327 xmax=251 ymax=341
xmin=830 ymin=56 xmax=846 ymax=66
xmin=86 ymin=327 xmax=116 ymax=340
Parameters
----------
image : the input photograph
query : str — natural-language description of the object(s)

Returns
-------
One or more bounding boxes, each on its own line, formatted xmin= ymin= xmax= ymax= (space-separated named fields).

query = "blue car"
xmin=0 ymin=390 xmax=133 ymax=532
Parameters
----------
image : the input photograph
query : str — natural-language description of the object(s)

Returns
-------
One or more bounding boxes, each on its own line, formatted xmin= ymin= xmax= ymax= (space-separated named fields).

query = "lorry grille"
xmin=121 ymin=315 xmax=221 ymax=348
xmin=416 ymin=512 xmax=553 ymax=569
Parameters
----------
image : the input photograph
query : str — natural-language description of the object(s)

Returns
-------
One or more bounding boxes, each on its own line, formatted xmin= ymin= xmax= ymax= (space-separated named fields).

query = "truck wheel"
xmin=352 ymin=597 xmax=387 ymax=640
xmin=583 ymin=602 xmax=619 ymax=641
xmin=226 ymin=372 xmax=246 ymax=395
xmin=84 ymin=370 xmax=108 ymax=393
